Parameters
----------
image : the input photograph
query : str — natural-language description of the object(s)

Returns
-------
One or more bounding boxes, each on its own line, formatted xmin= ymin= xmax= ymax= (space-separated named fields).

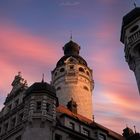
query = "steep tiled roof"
xmin=57 ymin=105 xmax=125 ymax=140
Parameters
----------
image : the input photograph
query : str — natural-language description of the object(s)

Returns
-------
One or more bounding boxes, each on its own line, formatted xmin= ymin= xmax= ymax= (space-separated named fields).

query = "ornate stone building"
xmin=121 ymin=7 xmax=140 ymax=93
xmin=0 ymin=40 xmax=125 ymax=140
xmin=120 ymin=6 xmax=140 ymax=140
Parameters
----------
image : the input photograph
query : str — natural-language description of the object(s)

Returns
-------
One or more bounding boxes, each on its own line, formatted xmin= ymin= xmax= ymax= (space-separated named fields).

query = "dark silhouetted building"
xmin=123 ymin=127 xmax=140 ymax=140
xmin=121 ymin=7 xmax=140 ymax=93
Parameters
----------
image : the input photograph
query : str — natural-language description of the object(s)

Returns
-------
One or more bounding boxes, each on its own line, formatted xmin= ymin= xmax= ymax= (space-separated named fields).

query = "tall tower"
xmin=121 ymin=7 xmax=140 ymax=93
xmin=51 ymin=40 xmax=94 ymax=120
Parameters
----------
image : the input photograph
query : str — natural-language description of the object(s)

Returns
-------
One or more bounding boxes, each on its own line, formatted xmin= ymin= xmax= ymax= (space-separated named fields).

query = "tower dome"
xmin=56 ymin=40 xmax=87 ymax=67
xmin=63 ymin=40 xmax=80 ymax=56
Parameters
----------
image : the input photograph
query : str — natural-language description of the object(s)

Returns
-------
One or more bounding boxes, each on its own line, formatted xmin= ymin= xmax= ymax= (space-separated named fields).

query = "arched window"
xmin=36 ymin=101 xmax=41 ymax=110
xmin=55 ymin=72 xmax=57 ymax=76
xmin=60 ymin=68 xmax=65 ymax=72
xmin=70 ymin=65 xmax=74 ymax=69
xmin=83 ymin=86 xmax=89 ymax=91
xmin=70 ymin=58 xmax=74 ymax=62
xmin=57 ymin=87 xmax=61 ymax=90
xmin=86 ymin=71 xmax=90 ymax=76
xmin=79 ymin=67 xmax=85 ymax=73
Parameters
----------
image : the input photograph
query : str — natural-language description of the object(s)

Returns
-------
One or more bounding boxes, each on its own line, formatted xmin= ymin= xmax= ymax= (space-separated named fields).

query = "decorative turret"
xmin=24 ymin=81 xmax=58 ymax=122
xmin=4 ymin=72 xmax=28 ymax=105
xmin=120 ymin=7 xmax=140 ymax=93
xmin=51 ymin=40 xmax=94 ymax=120
xmin=22 ymin=81 xmax=58 ymax=140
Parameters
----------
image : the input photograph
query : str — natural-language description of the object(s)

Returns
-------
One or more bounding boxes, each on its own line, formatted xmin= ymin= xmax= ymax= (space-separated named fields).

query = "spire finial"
xmin=134 ymin=125 xmax=137 ymax=133
xmin=133 ymin=0 xmax=137 ymax=8
xmin=18 ymin=71 xmax=22 ymax=77
xmin=42 ymin=73 xmax=45 ymax=83
xmin=70 ymin=31 xmax=72 ymax=41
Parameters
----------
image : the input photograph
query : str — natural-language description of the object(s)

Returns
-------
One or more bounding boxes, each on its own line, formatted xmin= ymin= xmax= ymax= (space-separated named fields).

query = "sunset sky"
xmin=0 ymin=0 xmax=140 ymax=134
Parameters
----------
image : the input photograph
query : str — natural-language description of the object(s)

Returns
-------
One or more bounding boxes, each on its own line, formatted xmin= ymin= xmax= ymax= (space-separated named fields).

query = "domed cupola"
xmin=56 ymin=40 xmax=87 ymax=67
xmin=63 ymin=40 xmax=80 ymax=55
xmin=63 ymin=40 xmax=80 ymax=56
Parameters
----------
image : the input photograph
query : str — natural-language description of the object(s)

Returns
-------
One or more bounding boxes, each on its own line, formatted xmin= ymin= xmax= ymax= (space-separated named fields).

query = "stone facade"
xmin=0 ymin=73 xmax=124 ymax=140
xmin=121 ymin=7 xmax=140 ymax=93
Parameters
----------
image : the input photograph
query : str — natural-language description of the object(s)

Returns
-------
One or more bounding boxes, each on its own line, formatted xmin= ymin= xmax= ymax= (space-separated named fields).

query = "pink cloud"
xmin=87 ymin=22 xmax=140 ymax=133
xmin=0 ymin=23 xmax=59 ymax=65
xmin=0 ymin=23 xmax=60 ymax=97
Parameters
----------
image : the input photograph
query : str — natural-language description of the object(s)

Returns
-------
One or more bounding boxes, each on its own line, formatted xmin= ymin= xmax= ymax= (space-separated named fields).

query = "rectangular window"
xmin=4 ymin=123 xmax=8 ymax=132
xmin=69 ymin=122 xmax=75 ymax=130
xmin=36 ymin=101 xmax=41 ymax=110
xmin=55 ymin=134 xmax=62 ymax=140
xmin=70 ymin=65 xmax=74 ymax=69
xmin=99 ymin=134 xmax=106 ymax=140
xmin=15 ymin=135 xmax=22 ymax=140
xmin=18 ymin=113 xmax=23 ymax=124
xmin=11 ymin=118 xmax=16 ymax=128
xmin=15 ymin=99 xmax=19 ymax=107
xmin=0 ymin=126 xmax=1 ymax=134
xmin=8 ymin=104 xmax=12 ymax=111
xmin=46 ymin=103 xmax=50 ymax=112
xmin=82 ymin=128 xmax=90 ymax=136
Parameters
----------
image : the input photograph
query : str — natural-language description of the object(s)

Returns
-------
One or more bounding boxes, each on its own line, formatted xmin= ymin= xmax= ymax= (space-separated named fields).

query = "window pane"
xmin=69 ymin=122 xmax=75 ymax=130
xmin=15 ymin=135 xmax=21 ymax=140
xmin=99 ymin=134 xmax=106 ymax=140
xmin=36 ymin=101 xmax=41 ymax=110
xmin=55 ymin=134 xmax=62 ymax=140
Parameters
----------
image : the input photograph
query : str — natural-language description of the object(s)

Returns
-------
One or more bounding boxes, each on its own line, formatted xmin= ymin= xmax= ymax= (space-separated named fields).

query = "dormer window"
xmin=70 ymin=65 xmax=74 ymax=69
xmin=70 ymin=58 xmax=74 ymax=62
